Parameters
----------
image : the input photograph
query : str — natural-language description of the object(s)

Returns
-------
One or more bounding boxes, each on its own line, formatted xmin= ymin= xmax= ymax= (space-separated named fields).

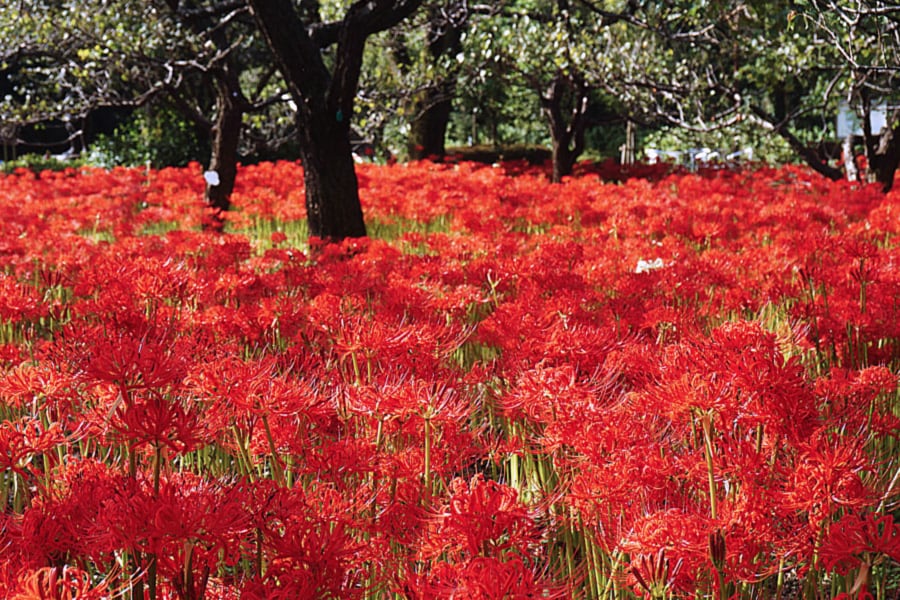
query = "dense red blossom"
xmin=0 ymin=160 xmax=897 ymax=597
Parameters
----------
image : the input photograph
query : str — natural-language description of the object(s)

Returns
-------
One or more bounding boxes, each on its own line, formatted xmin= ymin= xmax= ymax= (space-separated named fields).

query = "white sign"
xmin=203 ymin=170 xmax=220 ymax=186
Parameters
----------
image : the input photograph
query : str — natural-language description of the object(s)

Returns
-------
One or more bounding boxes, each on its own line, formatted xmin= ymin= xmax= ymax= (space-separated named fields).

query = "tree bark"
xmin=298 ymin=111 xmax=368 ymax=239
xmin=867 ymin=128 xmax=900 ymax=192
xmin=842 ymin=134 xmax=860 ymax=183
xmin=408 ymin=2 xmax=466 ymax=160
xmin=204 ymin=77 xmax=243 ymax=221
xmin=861 ymin=103 xmax=900 ymax=193
xmin=409 ymin=88 xmax=454 ymax=160
xmin=249 ymin=0 xmax=423 ymax=240
xmin=163 ymin=0 xmax=249 ymax=225
xmin=621 ymin=119 xmax=636 ymax=165
xmin=542 ymin=71 xmax=589 ymax=183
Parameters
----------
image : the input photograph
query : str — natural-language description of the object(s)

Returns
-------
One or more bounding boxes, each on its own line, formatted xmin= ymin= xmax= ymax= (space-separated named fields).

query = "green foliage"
xmin=449 ymin=76 xmax=548 ymax=149
xmin=0 ymin=2 xmax=190 ymax=123
xmin=6 ymin=0 xmax=898 ymax=176
xmin=0 ymin=153 xmax=88 ymax=174
xmin=86 ymin=106 xmax=209 ymax=168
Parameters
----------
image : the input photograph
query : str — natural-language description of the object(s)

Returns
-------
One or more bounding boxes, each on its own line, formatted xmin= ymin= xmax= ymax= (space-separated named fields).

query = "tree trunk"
xmin=852 ymin=96 xmax=899 ymax=192
xmin=542 ymin=72 xmax=589 ymax=183
xmin=248 ymin=0 xmax=423 ymax=241
xmin=550 ymin=132 xmax=575 ymax=183
xmin=162 ymin=1 xmax=249 ymax=227
xmin=842 ymin=134 xmax=860 ymax=183
xmin=749 ymin=104 xmax=843 ymax=181
xmin=409 ymin=89 xmax=454 ymax=160
xmin=408 ymin=2 xmax=466 ymax=161
xmin=298 ymin=113 xmax=367 ymax=239
xmin=204 ymin=78 xmax=243 ymax=222
xmin=865 ymin=125 xmax=900 ymax=193
xmin=620 ymin=119 xmax=636 ymax=165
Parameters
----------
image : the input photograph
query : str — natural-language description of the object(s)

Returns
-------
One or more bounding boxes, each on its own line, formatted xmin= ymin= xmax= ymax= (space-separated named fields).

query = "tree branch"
xmin=749 ymin=104 xmax=843 ymax=180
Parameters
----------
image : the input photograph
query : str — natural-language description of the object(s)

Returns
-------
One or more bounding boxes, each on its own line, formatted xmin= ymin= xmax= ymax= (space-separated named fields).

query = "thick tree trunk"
xmin=249 ymin=0 xmax=423 ymax=241
xmin=409 ymin=90 xmax=453 ymax=160
xmin=298 ymin=114 xmax=367 ymax=239
xmin=865 ymin=125 xmax=900 ymax=193
xmin=204 ymin=79 xmax=243 ymax=220
xmin=408 ymin=2 xmax=466 ymax=160
xmin=549 ymin=133 xmax=577 ymax=183
xmin=542 ymin=72 xmax=588 ymax=183
xmin=552 ymin=150 xmax=571 ymax=183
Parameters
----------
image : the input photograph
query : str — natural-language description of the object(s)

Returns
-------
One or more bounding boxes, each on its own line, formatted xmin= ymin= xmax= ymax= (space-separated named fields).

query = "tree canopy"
xmin=3 ymin=0 xmax=900 ymax=237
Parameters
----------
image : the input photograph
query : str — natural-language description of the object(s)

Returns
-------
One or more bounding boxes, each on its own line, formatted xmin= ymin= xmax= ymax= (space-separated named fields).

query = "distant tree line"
xmin=2 ymin=0 xmax=899 ymax=239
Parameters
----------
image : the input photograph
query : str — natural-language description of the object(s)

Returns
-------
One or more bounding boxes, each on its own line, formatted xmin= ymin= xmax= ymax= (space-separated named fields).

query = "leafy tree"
xmin=349 ymin=0 xmax=471 ymax=161
xmin=88 ymin=103 xmax=210 ymax=168
xmin=1 ymin=1 xmax=293 ymax=222
xmin=406 ymin=0 xmax=470 ymax=160
xmin=797 ymin=0 xmax=900 ymax=190
xmin=247 ymin=0 xmax=424 ymax=240
xmin=449 ymin=1 xmax=639 ymax=181
xmin=0 ymin=2 xmax=186 ymax=153
xmin=588 ymin=0 xmax=900 ymax=188
xmin=158 ymin=0 xmax=288 ymax=218
xmin=585 ymin=1 xmax=797 ymax=164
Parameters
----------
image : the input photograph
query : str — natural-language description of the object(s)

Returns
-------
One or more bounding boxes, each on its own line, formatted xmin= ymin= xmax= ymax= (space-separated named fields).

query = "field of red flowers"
xmin=0 ymin=159 xmax=898 ymax=599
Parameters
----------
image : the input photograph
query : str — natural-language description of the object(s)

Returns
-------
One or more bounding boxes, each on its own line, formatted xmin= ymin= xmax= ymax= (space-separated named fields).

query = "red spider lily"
xmin=782 ymin=432 xmax=876 ymax=534
xmin=420 ymin=474 xmax=539 ymax=560
xmin=106 ymin=389 xmax=206 ymax=453
xmin=76 ymin=319 xmax=192 ymax=394
xmin=0 ymin=362 xmax=78 ymax=414
xmin=404 ymin=555 xmax=568 ymax=599
xmin=636 ymin=321 xmax=819 ymax=446
xmin=2 ymin=159 xmax=900 ymax=598
xmin=620 ymin=509 xmax=714 ymax=595
xmin=815 ymin=367 xmax=900 ymax=435
xmin=246 ymin=482 xmax=372 ymax=599
xmin=0 ymin=417 xmax=67 ymax=479
xmin=0 ymin=275 xmax=42 ymax=323
xmin=184 ymin=354 xmax=338 ymax=467
xmin=820 ymin=512 xmax=900 ymax=573
xmin=10 ymin=566 xmax=118 ymax=600
xmin=1 ymin=459 xmax=121 ymax=569
xmin=91 ymin=471 xmax=252 ymax=596
xmin=345 ymin=371 xmax=471 ymax=424
xmin=630 ymin=547 xmax=685 ymax=599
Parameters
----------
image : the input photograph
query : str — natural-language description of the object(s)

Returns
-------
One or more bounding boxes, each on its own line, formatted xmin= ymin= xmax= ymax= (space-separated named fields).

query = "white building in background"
xmin=837 ymin=100 xmax=889 ymax=138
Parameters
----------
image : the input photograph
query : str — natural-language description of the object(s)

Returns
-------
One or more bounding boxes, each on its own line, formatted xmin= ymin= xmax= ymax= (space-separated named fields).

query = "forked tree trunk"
xmin=542 ymin=72 xmax=589 ymax=183
xmin=249 ymin=0 xmax=422 ymax=241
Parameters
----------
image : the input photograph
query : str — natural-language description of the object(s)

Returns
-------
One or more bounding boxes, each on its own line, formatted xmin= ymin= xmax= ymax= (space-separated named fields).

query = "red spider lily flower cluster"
xmin=0 ymin=160 xmax=897 ymax=598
